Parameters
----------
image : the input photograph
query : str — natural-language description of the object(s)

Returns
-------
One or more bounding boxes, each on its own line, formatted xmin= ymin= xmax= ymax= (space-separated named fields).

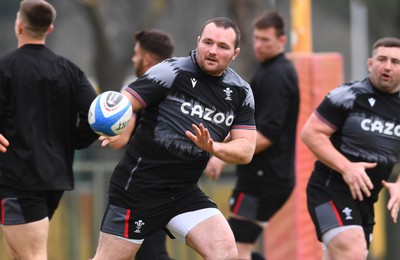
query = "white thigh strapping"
xmin=166 ymin=208 xmax=221 ymax=241
xmin=114 ymin=235 xmax=144 ymax=244
xmin=322 ymin=225 xmax=362 ymax=248
xmin=322 ymin=225 xmax=369 ymax=257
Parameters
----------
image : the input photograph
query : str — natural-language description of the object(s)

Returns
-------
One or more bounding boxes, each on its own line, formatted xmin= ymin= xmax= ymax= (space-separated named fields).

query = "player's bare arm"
xmin=0 ymin=134 xmax=9 ymax=153
xmin=204 ymin=156 xmax=226 ymax=180
xmin=99 ymin=114 xmax=137 ymax=148
xmin=204 ymin=133 xmax=232 ymax=180
xmin=382 ymin=177 xmax=400 ymax=223
xmin=301 ymin=112 xmax=376 ymax=201
xmin=254 ymin=131 xmax=273 ymax=154
xmin=100 ymin=90 xmax=143 ymax=148
xmin=186 ymin=123 xmax=256 ymax=164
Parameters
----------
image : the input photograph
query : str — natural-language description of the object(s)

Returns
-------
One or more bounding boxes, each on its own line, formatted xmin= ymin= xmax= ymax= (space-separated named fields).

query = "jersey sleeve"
xmin=124 ymin=60 xmax=177 ymax=108
xmin=231 ymin=84 xmax=256 ymax=130
xmin=74 ymin=67 xmax=99 ymax=149
xmin=315 ymin=85 xmax=354 ymax=130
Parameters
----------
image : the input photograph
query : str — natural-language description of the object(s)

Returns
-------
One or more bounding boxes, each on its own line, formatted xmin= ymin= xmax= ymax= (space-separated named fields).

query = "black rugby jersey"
xmin=314 ymin=78 xmax=400 ymax=198
xmin=0 ymin=44 xmax=97 ymax=193
xmin=111 ymin=51 xmax=255 ymax=197
xmin=236 ymin=53 xmax=299 ymax=185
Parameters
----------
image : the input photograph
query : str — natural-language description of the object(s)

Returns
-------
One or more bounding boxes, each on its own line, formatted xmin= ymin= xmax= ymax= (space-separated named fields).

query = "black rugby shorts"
xmin=306 ymin=171 xmax=374 ymax=247
xmin=0 ymin=190 xmax=63 ymax=225
xmin=101 ymin=185 xmax=217 ymax=240
xmin=230 ymin=181 xmax=293 ymax=222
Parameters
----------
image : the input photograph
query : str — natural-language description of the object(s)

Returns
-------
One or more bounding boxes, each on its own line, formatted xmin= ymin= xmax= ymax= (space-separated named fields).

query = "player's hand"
xmin=342 ymin=162 xmax=376 ymax=201
xmin=185 ymin=123 xmax=213 ymax=153
xmin=382 ymin=180 xmax=400 ymax=223
xmin=205 ymin=156 xmax=226 ymax=180
xmin=99 ymin=135 xmax=121 ymax=148
xmin=0 ymin=134 xmax=9 ymax=153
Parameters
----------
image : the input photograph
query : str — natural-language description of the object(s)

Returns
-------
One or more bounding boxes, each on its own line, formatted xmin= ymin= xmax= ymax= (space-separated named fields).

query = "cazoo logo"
xmin=361 ymin=119 xmax=400 ymax=137
xmin=180 ymin=102 xmax=234 ymax=126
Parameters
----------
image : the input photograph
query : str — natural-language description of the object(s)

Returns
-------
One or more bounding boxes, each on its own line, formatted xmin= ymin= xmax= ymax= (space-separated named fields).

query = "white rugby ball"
xmin=88 ymin=91 xmax=132 ymax=136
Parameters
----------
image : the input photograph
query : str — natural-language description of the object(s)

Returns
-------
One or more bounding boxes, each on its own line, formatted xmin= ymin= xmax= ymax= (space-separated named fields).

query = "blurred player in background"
xmin=91 ymin=17 xmax=256 ymax=260
xmin=205 ymin=10 xmax=299 ymax=260
xmin=302 ymin=37 xmax=400 ymax=259
xmin=131 ymin=29 xmax=175 ymax=80
xmin=0 ymin=0 xmax=98 ymax=259
xmin=106 ymin=28 xmax=176 ymax=260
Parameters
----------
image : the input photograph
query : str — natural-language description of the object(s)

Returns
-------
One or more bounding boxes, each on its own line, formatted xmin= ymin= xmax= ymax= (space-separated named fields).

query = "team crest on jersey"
xmin=224 ymin=87 xmax=233 ymax=101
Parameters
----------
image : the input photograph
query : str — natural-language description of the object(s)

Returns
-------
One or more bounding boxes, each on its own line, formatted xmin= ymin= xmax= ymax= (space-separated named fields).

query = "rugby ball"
xmin=88 ymin=91 xmax=132 ymax=136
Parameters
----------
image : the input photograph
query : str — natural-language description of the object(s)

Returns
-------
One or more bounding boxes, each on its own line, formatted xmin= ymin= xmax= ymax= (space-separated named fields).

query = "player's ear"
xmin=367 ymin=58 xmax=373 ymax=72
xmin=47 ymin=24 xmax=54 ymax=35
xmin=232 ymin=47 xmax=240 ymax=60
xmin=16 ymin=19 xmax=23 ymax=35
xmin=279 ymin=35 xmax=287 ymax=46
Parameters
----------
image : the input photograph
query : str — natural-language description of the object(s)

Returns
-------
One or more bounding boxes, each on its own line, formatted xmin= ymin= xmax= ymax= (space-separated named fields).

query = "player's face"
xmin=132 ymin=43 xmax=146 ymax=77
xmin=252 ymin=27 xmax=285 ymax=62
xmin=196 ymin=23 xmax=240 ymax=76
xmin=368 ymin=46 xmax=400 ymax=93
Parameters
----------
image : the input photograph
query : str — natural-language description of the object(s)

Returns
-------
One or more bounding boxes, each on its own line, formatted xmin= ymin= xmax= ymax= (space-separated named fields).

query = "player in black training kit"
xmin=0 ymin=0 xmax=98 ymax=259
xmin=302 ymin=37 xmax=400 ymax=259
xmin=105 ymin=28 xmax=176 ymax=260
xmin=92 ymin=17 xmax=256 ymax=260
xmin=206 ymin=11 xmax=299 ymax=260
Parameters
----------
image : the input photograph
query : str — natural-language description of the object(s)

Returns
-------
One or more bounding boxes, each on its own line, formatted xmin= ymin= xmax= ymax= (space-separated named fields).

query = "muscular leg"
xmin=92 ymin=231 xmax=141 ymax=260
xmin=1 ymin=227 xmax=17 ymax=260
xmin=2 ymin=218 xmax=49 ymax=260
xmin=185 ymin=214 xmax=237 ymax=260
xmin=325 ymin=227 xmax=367 ymax=260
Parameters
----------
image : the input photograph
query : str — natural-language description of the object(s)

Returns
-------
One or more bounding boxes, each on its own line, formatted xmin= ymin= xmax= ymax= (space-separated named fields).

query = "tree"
xmin=71 ymin=0 xmax=168 ymax=92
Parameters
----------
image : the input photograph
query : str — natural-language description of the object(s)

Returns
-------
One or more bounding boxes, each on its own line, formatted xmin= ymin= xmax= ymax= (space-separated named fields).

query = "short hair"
xmin=372 ymin=37 xmax=400 ymax=55
xmin=199 ymin=17 xmax=241 ymax=49
xmin=252 ymin=10 xmax=285 ymax=37
xmin=19 ymin=0 xmax=56 ymax=38
xmin=135 ymin=29 xmax=175 ymax=61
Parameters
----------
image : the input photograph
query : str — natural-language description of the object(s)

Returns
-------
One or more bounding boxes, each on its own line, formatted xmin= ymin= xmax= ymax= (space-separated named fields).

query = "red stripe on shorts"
xmin=330 ymin=200 xmax=343 ymax=226
xmin=124 ymin=209 xmax=131 ymax=238
xmin=232 ymin=192 xmax=245 ymax=214
xmin=1 ymin=198 xmax=4 ymax=224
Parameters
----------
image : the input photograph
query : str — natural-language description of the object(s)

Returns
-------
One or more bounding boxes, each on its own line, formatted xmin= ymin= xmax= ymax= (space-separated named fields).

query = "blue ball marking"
xmin=91 ymin=94 xmax=130 ymax=136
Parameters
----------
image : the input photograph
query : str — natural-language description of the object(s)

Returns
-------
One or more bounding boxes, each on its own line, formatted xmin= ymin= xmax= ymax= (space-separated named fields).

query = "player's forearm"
xmin=212 ymin=138 xmax=255 ymax=164
xmin=254 ymin=131 xmax=272 ymax=154
xmin=108 ymin=117 xmax=136 ymax=149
